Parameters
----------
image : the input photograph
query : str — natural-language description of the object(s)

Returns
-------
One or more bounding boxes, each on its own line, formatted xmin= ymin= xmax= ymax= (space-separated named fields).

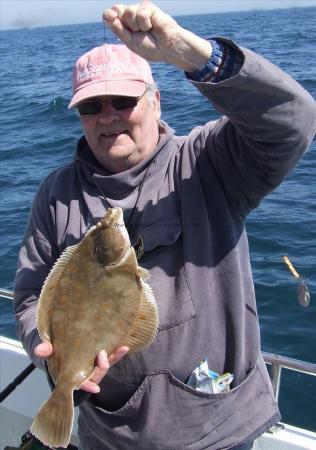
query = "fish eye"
xmin=94 ymin=242 xmax=113 ymax=267
xmin=92 ymin=233 xmax=113 ymax=267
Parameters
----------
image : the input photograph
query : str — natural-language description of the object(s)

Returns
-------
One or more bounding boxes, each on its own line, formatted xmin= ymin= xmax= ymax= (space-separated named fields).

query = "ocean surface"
xmin=1 ymin=6 xmax=315 ymax=432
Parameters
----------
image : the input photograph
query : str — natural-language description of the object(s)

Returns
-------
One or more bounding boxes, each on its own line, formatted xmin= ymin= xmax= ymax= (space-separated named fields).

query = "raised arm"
xmin=104 ymin=2 xmax=316 ymax=215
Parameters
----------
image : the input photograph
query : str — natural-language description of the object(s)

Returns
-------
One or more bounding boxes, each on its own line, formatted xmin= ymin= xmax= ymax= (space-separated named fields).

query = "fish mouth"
xmin=93 ymin=208 xmax=123 ymax=232
xmin=102 ymin=207 xmax=124 ymax=230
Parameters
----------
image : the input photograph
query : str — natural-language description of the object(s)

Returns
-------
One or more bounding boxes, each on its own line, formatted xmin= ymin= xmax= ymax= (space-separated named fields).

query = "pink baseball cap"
xmin=68 ymin=44 xmax=154 ymax=108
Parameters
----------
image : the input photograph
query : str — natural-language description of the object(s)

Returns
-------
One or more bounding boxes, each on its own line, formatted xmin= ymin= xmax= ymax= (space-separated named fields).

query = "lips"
xmin=101 ymin=130 xmax=128 ymax=138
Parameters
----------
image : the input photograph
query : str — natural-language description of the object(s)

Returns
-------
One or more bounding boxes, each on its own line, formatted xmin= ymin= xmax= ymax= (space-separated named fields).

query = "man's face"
xmin=79 ymin=89 xmax=161 ymax=173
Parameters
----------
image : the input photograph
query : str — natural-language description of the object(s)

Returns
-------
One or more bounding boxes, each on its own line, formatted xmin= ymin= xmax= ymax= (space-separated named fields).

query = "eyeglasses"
xmin=77 ymin=89 xmax=147 ymax=116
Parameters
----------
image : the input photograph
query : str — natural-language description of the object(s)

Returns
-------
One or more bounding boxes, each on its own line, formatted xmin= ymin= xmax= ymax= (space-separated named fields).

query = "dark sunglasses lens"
xmin=112 ymin=97 xmax=138 ymax=111
xmin=77 ymin=101 xmax=102 ymax=116
xmin=77 ymin=96 xmax=139 ymax=115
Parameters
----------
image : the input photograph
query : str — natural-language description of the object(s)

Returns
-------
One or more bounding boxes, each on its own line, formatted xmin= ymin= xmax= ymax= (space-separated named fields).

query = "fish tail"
xmin=30 ymin=382 xmax=74 ymax=448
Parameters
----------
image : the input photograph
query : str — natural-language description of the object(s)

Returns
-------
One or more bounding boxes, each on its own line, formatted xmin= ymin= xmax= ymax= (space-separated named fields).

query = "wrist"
xmin=170 ymin=27 xmax=212 ymax=72
xmin=185 ymin=38 xmax=244 ymax=83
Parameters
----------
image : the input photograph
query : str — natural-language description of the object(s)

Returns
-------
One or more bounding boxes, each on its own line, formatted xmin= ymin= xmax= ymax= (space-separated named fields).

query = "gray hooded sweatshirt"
xmin=14 ymin=39 xmax=316 ymax=450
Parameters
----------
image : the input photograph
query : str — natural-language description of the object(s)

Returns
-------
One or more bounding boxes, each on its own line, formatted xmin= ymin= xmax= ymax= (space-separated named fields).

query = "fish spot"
xmin=59 ymin=295 xmax=67 ymax=304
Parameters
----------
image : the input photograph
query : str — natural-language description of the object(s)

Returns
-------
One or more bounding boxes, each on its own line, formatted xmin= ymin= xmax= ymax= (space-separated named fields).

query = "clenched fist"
xmin=103 ymin=1 xmax=212 ymax=72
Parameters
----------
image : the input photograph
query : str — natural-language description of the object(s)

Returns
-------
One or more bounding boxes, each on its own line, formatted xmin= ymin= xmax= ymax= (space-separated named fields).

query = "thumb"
xmin=34 ymin=341 xmax=53 ymax=358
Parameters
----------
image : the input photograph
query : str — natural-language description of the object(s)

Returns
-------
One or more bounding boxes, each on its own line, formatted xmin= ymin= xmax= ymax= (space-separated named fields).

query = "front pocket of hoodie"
xmin=135 ymin=215 xmax=196 ymax=330
xmin=84 ymin=356 xmax=277 ymax=450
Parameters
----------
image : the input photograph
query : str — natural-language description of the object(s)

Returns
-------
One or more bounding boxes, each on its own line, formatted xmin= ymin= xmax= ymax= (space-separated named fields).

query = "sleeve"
xmin=185 ymin=38 xmax=243 ymax=83
xmin=187 ymin=38 xmax=316 ymax=217
xmin=13 ymin=182 xmax=58 ymax=370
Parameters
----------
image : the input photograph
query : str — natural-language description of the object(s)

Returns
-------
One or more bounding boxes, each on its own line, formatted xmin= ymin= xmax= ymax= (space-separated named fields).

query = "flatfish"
xmin=30 ymin=207 xmax=159 ymax=448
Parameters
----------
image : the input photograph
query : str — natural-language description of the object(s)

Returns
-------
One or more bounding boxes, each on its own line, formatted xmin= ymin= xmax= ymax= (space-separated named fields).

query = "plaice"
xmin=30 ymin=207 xmax=159 ymax=448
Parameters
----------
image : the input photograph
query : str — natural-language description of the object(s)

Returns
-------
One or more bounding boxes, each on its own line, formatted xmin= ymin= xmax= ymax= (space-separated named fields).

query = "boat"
xmin=1 ymin=288 xmax=316 ymax=449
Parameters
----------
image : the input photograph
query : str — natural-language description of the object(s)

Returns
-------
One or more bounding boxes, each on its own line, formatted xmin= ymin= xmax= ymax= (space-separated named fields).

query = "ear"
xmin=153 ymin=90 xmax=161 ymax=120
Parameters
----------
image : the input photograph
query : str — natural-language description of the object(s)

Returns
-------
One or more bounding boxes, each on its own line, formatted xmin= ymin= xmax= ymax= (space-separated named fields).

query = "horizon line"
xmin=1 ymin=4 xmax=315 ymax=31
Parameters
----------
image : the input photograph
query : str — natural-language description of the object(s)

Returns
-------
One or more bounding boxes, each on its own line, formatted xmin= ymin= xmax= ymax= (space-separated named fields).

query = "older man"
xmin=14 ymin=2 xmax=316 ymax=450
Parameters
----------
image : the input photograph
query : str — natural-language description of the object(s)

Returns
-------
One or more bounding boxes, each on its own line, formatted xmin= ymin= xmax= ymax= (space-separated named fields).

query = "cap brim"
xmin=68 ymin=80 xmax=146 ymax=109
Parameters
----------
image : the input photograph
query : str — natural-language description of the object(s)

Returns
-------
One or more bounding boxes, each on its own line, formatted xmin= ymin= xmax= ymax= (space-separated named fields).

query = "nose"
xmin=97 ymin=101 xmax=119 ymax=125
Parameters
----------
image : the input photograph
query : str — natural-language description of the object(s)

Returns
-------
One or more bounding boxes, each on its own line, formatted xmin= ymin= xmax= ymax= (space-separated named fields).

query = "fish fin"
xmin=114 ymin=247 xmax=150 ymax=280
xmin=122 ymin=279 xmax=159 ymax=353
xmin=30 ymin=382 xmax=74 ymax=449
xmin=136 ymin=265 xmax=150 ymax=281
xmin=36 ymin=244 xmax=79 ymax=341
xmin=108 ymin=247 xmax=138 ymax=272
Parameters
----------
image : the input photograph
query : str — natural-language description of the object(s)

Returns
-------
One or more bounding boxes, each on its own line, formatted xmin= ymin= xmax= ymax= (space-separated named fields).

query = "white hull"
xmin=0 ymin=336 xmax=79 ymax=448
xmin=1 ymin=335 xmax=315 ymax=449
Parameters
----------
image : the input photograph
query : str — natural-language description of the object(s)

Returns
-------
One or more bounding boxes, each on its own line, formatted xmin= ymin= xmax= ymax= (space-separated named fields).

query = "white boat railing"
xmin=1 ymin=288 xmax=316 ymax=403
xmin=0 ymin=289 xmax=14 ymax=300
xmin=263 ymin=352 xmax=316 ymax=401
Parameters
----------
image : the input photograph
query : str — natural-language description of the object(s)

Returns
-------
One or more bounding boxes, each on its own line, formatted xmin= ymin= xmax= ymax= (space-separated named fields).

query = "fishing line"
xmin=103 ymin=20 xmax=106 ymax=41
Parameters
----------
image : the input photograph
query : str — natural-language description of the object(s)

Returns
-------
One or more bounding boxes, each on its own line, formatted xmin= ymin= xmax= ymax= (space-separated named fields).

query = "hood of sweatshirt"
xmin=75 ymin=120 xmax=176 ymax=199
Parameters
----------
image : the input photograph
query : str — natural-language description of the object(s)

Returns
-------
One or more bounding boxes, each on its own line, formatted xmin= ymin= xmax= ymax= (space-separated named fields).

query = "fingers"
xmin=80 ymin=347 xmax=129 ymax=394
xmin=119 ymin=4 xmax=140 ymax=32
xmin=104 ymin=3 xmax=126 ymax=22
xmin=108 ymin=346 xmax=130 ymax=365
xmin=105 ymin=17 xmax=132 ymax=45
xmin=103 ymin=5 xmax=132 ymax=44
xmin=90 ymin=350 xmax=110 ymax=385
xmin=34 ymin=341 xmax=53 ymax=358
xmin=102 ymin=2 xmax=179 ymax=62
xmin=79 ymin=379 xmax=100 ymax=394
xmin=121 ymin=3 xmax=155 ymax=32
xmin=104 ymin=2 xmax=159 ymax=33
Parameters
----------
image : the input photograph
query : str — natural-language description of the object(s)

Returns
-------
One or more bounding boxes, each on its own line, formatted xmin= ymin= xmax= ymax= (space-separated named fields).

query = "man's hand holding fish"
xmin=34 ymin=342 xmax=129 ymax=393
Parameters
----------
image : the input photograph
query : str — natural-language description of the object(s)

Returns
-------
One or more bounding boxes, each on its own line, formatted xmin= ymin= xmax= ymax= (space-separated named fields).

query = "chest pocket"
xmin=133 ymin=215 xmax=196 ymax=331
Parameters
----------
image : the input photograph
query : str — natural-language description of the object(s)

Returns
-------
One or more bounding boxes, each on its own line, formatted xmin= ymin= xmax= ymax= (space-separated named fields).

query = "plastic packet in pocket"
xmin=187 ymin=358 xmax=234 ymax=394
